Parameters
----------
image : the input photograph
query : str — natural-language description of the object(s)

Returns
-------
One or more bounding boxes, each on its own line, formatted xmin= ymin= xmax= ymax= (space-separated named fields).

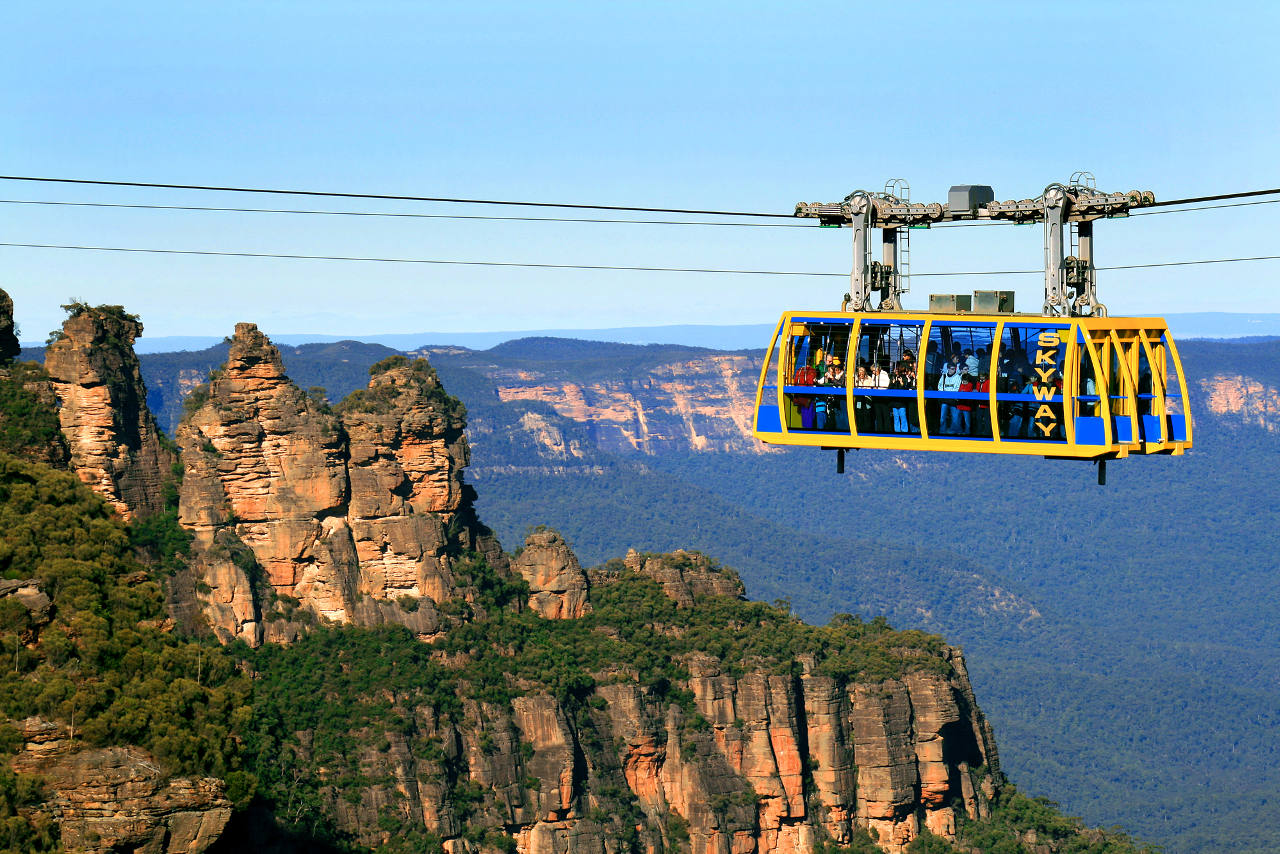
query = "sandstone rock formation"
xmin=615 ymin=548 xmax=746 ymax=607
xmin=43 ymin=304 xmax=174 ymax=520
xmin=0 ymin=578 xmax=52 ymax=643
xmin=513 ymin=529 xmax=590 ymax=619
xmin=0 ymin=287 xmax=19 ymax=363
xmin=176 ymin=328 xmax=507 ymax=644
xmin=11 ymin=717 xmax=232 ymax=854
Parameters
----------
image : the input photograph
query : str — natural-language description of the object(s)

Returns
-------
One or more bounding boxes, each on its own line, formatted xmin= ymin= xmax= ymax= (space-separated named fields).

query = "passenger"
xmin=975 ymin=371 xmax=991 ymax=437
xmin=822 ymin=357 xmax=847 ymax=431
xmin=870 ymin=362 xmax=891 ymax=432
xmin=963 ymin=349 xmax=980 ymax=377
xmin=823 ymin=357 xmax=846 ymax=386
xmin=793 ymin=360 xmax=817 ymax=429
xmin=902 ymin=363 xmax=920 ymax=433
xmin=957 ymin=373 xmax=975 ymax=435
xmin=936 ymin=362 xmax=962 ymax=434
xmin=1018 ymin=373 xmax=1036 ymax=437
xmin=889 ymin=365 xmax=910 ymax=433
xmin=853 ymin=366 xmax=873 ymax=432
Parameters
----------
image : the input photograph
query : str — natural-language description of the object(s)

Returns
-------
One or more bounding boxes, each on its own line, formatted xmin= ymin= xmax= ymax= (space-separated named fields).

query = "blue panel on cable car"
xmin=1113 ymin=418 xmax=1133 ymax=443
xmin=757 ymin=405 xmax=782 ymax=433
xmin=1074 ymin=417 xmax=1106 ymax=445
xmin=1141 ymin=415 xmax=1163 ymax=441
xmin=1169 ymin=416 xmax=1188 ymax=442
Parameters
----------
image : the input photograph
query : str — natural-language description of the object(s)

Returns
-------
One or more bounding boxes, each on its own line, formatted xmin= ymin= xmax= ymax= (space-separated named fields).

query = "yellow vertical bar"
xmin=756 ymin=318 xmax=783 ymax=412
xmin=1108 ymin=330 xmax=1138 ymax=446
xmin=990 ymin=319 xmax=1004 ymax=443
xmin=918 ymin=318 xmax=932 ymax=440
xmin=1063 ymin=322 xmax=1076 ymax=447
xmin=848 ymin=316 xmax=861 ymax=438
xmin=1138 ymin=330 xmax=1167 ymax=444
xmin=1083 ymin=328 xmax=1112 ymax=448
xmin=1165 ymin=328 xmax=1194 ymax=445
xmin=777 ymin=314 xmax=791 ymax=434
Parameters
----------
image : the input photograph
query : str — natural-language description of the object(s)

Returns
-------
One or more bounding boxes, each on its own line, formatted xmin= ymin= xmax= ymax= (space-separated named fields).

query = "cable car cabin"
xmin=753 ymin=311 xmax=1192 ymax=460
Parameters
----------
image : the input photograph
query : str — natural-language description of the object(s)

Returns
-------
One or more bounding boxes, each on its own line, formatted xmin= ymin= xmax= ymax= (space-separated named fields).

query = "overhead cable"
xmin=2 ymin=241 xmax=1276 ymax=277
xmin=0 ymin=198 xmax=810 ymax=228
xmin=0 ymin=175 xmax=795 ymax=218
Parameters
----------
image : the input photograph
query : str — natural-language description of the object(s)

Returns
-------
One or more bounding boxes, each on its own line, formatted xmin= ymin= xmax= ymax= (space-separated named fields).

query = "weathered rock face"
xmin=514 ymin=529 xmax=590 ymax=619
xmin=420 ymin=348 xmax=773 ymax=456
xmin=11 ymin=717 xmax=232 ymax=854
xmin=615 ymin=548 xmax=746 ymax=607
xmin=44 ymin=305 xmax=174 ymax=520
xmin=0 ymin=287 xmax=19 ymax=363
xmin=1199 ymin=373 xmax=1280 ymax=431
xmin=176 ymin=328 xmax=506 ymax=644
xmin=293 ymin=552 xmax=1000 ymax=854
xmin=0 ymin=578 xmax=52 ymax=643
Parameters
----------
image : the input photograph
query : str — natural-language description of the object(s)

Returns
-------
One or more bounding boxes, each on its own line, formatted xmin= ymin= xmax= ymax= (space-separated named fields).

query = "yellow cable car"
xmin=752 ymin=311 xmax=1192 ymax=459
xmin=752 ymin=179 xmax=1193 ymax=479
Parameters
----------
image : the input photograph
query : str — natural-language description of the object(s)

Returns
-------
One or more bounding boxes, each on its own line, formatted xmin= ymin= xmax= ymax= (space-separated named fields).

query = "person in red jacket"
xmin=957 ymin=373 xmax=975 ymax=435
xmin=975 ymin=372 xmax=991 ymax=437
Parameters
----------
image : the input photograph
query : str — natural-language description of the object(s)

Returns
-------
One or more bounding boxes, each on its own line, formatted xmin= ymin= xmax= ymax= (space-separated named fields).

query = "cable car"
xmin=751 ymin=178 xmax=1193 ymax=480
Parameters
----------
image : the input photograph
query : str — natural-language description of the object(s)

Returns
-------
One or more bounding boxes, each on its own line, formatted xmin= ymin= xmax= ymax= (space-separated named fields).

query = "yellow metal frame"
xmin=752 ymin=310 xmax=1193 ymax=460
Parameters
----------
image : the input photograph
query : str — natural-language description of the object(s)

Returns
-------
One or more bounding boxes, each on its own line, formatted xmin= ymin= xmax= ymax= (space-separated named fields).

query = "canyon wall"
xmin=420 ymin=347 xmax=772 ymax=457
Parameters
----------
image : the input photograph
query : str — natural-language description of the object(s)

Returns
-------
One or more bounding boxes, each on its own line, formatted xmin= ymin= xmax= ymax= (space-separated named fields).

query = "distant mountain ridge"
xmin=23 ymin=311 xmax=1280 ymax=354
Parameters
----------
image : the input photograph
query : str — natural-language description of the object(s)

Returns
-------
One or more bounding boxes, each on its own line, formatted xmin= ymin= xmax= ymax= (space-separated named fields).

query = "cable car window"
xmin=1077 ymin=335 xmax=1100 ymax=417
xmin=855 ymin=322 xmax=922 ymax=435
xmin=783 ymin=322 xmax=851 ymax=432
xmin=1150 ymin=333 xmax=1183 ymax=416
xmin=1135 ymin=340 xmax=1154 ymax=416
xmin=760 ymin=320 xmax=782 ymax=399
xmin=997 ymin=324 xmax=1067 ymax=442
xmin=926 ymin=323 xmax=994 ymax=437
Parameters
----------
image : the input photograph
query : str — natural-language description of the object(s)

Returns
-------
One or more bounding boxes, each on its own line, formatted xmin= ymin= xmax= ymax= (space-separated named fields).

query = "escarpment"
xmin=176 ymin=326 xmax=506 ymax=644
xmin=43 ymin=303 xmax=174 ymax=520
xmin=258 ymin=548 xmax=1001 ymax=854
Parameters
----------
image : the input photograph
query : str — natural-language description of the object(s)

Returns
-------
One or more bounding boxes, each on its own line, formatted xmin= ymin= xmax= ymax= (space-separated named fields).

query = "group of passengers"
xmin=790 ymin=335 xmax=1078 ymax=439
xmin=850 ymin=353 xmax=919 ymax=434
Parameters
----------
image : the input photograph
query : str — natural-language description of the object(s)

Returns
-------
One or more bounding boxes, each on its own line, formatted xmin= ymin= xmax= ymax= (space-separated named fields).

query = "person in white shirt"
xmin=870 ymin=363 xmax=891 ymax=432
xmin=936 ymin=362 xmax=962 ymax=434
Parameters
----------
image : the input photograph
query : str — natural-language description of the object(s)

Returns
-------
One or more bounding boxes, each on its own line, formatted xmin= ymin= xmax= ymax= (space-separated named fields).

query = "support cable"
xmin=0 ymin=175 xmax=795 ymax=218
xmin=1 ymin=240 xmax=1276 ymax=277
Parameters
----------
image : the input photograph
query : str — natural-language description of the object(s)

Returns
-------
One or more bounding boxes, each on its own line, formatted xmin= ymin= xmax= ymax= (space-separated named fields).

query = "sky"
xmin=3 ymin=1 xmax=1278 ymax=344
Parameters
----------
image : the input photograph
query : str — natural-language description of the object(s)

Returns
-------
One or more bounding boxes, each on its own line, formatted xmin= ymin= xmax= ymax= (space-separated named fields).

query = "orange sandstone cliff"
xmin=43 ymin=304 xmax=174 ymax=520
xmin=175 ymin=324 xmax=505 ymax=645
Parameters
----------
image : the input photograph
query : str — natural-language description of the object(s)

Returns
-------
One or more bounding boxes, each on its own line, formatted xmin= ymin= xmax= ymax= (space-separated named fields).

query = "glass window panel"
xmin=854 ymin=323 xmax=923 ymax=435
xmin=928 ymin=324 xmax=994 ymax=437
xmin=997 ymin=324 xmax=1067 ymax=441
xmin=761 ymin=321 xmax=782 ymax=399
xmin=1076 ymin=337 xmax=1100 ymax=417
xmin=784 ymin=322 xmax=852 ymax=432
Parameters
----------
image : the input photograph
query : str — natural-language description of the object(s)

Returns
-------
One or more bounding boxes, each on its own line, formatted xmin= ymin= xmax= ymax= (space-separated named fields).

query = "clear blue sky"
xmin=3 ymin=1 xmax=1278 ymax=342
